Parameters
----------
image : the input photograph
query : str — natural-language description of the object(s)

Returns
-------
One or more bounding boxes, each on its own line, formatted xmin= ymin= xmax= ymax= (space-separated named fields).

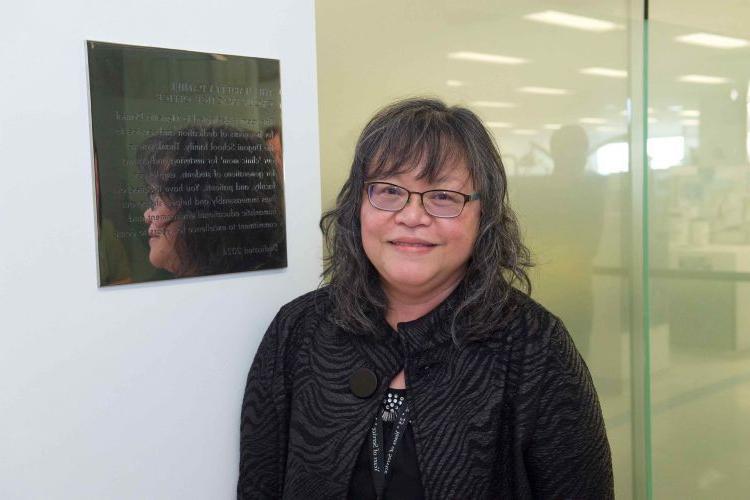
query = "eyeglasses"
xmin=365 ymin=182 xmax=480 ymax=218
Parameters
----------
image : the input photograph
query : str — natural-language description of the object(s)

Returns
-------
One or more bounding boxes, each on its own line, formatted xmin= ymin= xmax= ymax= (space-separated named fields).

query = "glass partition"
xmin=649 ymin=2 xmax=750 ymax=498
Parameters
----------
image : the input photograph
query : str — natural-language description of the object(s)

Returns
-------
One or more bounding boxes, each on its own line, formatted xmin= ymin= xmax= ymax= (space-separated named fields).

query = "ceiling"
xmin=316 ymin=0 xmax=750 ymax=196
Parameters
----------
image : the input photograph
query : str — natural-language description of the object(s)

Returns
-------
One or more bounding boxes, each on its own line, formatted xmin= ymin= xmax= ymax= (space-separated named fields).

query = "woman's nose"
xmin=144 ymin=207 xmax=153 ymax=224
xmin=394 ymin=194 xmax=431 ymax=226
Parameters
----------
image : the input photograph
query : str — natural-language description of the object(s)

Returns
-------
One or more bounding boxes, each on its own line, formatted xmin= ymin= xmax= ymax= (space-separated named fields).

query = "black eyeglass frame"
xmin=364 ymin=181 xmax=481 ymax=218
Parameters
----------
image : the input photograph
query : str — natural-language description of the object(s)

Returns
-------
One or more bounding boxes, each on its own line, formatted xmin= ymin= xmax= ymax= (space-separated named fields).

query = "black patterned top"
xmin=238 ymin=286 xmax=614 ymax=499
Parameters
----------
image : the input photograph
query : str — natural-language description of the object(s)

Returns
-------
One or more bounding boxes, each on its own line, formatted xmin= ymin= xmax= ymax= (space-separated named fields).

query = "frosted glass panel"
xmin=649 ymin=2 xmax=750 ymax=497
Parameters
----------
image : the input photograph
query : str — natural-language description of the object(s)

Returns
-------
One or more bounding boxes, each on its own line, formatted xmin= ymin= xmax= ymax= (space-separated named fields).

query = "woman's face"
xmin=360 ymin=160 xmax=481 ymax=298
xmin=144 ymin=194 xmax=183 ymax=274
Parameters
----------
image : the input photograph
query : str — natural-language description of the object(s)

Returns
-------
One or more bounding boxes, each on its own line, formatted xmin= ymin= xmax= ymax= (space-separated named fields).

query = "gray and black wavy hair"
xmin=320 ymin=98 xmax=532 ymax=343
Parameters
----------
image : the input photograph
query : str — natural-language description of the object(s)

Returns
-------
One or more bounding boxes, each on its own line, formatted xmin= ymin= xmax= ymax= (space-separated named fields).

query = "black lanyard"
xmin=370 ymin=401 xmax=410 ymax=500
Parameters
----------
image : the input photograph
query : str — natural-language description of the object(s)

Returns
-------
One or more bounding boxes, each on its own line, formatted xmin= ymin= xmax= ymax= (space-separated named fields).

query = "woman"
xmin=238 ymin=98 xmax=613 ymax=499
xmin=139 ymin=125 xmax=286 ymax=278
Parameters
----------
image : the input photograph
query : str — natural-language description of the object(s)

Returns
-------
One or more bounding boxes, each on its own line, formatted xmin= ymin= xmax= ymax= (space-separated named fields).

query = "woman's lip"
xmin=390 ymin=235 xmax=435 ymax=242
xmin=389 ymin=239 xmax=436 ymax=246
xmin=389 ymin=240 xmax=438 ymax=252
xmin=391 ymin=241 xmax=436 ymax=246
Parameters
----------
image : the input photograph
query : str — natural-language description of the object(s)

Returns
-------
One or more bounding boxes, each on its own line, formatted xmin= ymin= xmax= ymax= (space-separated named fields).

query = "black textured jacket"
xmin=238 ymin=286 xmax=614 ymax=499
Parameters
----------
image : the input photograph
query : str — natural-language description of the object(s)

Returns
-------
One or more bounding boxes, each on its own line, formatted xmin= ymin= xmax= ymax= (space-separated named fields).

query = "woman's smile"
xmin=388 ymin=237 xmax=438 ymax=252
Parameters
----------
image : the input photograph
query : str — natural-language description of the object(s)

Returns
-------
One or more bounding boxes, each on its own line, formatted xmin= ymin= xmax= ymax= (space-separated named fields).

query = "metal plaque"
xmin=87 ymin=41 xmax=286 ymax=286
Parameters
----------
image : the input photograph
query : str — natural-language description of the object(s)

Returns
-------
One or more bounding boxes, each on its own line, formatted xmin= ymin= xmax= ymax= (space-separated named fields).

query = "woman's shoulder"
xmin=497 ymin=287 xmax=563 ymax=341
xmin=498 ymin=289 xmax=587 ymax=382
xmin=257 ymin=287 xmax=335 ymax=364
xmin=276 ymin=285 xmax=334 ymax=317
xmin=269 ymin=286 xmax=335 ymax=338
xmin=481 ymin=287 xmax=580 ymax=366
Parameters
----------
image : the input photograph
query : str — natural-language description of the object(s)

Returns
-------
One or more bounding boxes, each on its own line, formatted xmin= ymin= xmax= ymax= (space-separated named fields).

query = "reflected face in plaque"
xmin=137 ymin=125 xmax=285 ymax=278
xmin=144 ymin=195 xmax=183 ymax=274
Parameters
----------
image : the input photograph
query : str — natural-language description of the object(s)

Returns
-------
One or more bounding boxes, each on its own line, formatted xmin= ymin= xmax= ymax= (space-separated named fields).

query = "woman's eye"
xmin=373 ymin=184 xmax=402 ymax=196
xmin=432 ymin=191 xmax=456 ymax=201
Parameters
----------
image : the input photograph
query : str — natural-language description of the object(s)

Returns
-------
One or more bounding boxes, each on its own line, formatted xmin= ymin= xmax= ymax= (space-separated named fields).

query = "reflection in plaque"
xmin=87 ymin=41 xmax=286 ymax=286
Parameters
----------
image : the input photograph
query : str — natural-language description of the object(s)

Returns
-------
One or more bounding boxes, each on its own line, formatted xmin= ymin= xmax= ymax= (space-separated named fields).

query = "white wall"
xmin=0 ymin=2 xmax=320 ymax=498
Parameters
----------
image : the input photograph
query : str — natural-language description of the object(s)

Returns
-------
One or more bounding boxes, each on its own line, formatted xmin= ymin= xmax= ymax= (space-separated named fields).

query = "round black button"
xmin=350 ymin=367 xmax=378 ymax=398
